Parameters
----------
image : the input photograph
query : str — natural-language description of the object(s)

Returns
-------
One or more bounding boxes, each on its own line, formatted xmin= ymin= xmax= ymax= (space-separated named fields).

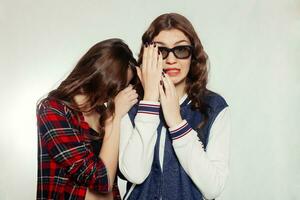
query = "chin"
xmin=170 ymin=76 xmax=185 ymax=86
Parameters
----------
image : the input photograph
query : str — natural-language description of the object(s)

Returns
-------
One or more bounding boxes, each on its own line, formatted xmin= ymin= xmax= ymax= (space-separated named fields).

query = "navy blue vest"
xmin=124 ymin=92 xmax=228 ymax=200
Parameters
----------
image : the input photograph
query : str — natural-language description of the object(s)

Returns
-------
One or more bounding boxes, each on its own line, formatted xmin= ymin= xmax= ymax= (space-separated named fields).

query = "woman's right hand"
xmin=114 ymin=85 xmax=138 ymax=119
xmin=136 ymin=43 xmax=163 ymax=101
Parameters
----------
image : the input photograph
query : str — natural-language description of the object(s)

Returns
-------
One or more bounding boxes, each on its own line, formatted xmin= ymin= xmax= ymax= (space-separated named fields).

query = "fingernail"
xmin=160 ymin=80 xmax=163 ymax=85
xmin=158 ymin=51 xmax=160 ymax=55
xmin=145 ymin=43 xmax=148 ymax=47
xmin=162 ymin=71 xmax=165 ymax=77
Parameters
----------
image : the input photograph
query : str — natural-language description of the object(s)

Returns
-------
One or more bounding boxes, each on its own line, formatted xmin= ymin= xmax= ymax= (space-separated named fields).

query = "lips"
xmin=163 ymin=68 xmax=181 ymax=76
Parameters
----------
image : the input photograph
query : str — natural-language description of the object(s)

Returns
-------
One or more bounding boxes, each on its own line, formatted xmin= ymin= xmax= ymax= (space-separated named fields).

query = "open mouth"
xmin=163 ymin=68 xmax=181 ymax=76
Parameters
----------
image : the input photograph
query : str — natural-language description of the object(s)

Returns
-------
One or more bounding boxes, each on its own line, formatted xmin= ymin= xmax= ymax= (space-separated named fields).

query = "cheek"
xmin=126 ymin=69 xmax=134 ymax=85
xmin=180 ymin=60 xmax=191 ymax=75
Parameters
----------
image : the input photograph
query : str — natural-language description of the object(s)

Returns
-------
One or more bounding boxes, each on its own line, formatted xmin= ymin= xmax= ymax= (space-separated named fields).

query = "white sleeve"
xmin=170 ymin=107 xmax=231 ymax=200
xmin=119 ymin=101 xmax=160 ymax=184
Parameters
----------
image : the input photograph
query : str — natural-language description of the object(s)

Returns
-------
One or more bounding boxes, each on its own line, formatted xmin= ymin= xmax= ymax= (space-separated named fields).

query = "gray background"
xmin=0 ymin=0 xmax=299 ymax=199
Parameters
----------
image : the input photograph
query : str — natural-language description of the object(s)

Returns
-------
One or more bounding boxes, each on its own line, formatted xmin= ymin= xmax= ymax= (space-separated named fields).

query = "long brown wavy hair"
xmin=45 ymin=38 xmax=139 ymax=137
xmin=137 ymin=13 xmax=211 ymax=125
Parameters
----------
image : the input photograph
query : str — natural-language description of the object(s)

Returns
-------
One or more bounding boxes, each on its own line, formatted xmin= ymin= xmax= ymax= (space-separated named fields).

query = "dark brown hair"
xmin=137 ymin=13 xmax=211 ymax=124
xmin=45 ymin=38 xmax=138 ymax=137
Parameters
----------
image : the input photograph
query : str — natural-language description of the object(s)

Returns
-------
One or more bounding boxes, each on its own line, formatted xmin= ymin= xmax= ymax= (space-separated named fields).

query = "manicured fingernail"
xmin=160 ymin=80 xmax=163 ymax=85
xmin=162 ymin=71 xmax=165 ymax=77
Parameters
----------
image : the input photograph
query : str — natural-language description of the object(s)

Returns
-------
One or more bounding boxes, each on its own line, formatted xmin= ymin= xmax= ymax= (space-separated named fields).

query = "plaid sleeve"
xmin=37 ymin=102 xmax=109 ymax=193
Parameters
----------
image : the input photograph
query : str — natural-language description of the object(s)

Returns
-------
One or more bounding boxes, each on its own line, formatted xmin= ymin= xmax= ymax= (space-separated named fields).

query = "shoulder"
xmin=203 ymin=90 xmax=228 ymax=113
xmin=37 ymin=98 xmax=71 ymax=116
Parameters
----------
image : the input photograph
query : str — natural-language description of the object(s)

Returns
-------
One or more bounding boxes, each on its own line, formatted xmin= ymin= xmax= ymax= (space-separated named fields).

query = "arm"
xmin=37 ymin=104 xmax=109 ymax=193
xmin=84 ymin=115 xmax=122 ymax=200
xmin=98 ymin=84 xmax=138 ymax=189
xmin=85 ymin=85 xmax=138 ymax=199
xmin=159 ymin=74 xmax=231 ymax=199
xmin=119 ymin=101 xmax=160 ymax=184
xmin=99 ymin=115 xmax=121 ymax=190
xmin=170 ymin=107 xmax=231 ymax=200
xmin=119 ymin=43 xmax=163 ymax=184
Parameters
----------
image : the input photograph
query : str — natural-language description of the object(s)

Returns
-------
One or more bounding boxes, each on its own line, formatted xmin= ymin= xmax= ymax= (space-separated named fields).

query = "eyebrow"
xmin=154 ymin=40 xmax=190 ymax=46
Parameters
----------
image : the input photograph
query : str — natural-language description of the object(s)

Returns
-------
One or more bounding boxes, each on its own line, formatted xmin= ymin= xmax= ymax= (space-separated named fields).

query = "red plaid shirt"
xmin=36 ymin=99 xmax=120 ymax=200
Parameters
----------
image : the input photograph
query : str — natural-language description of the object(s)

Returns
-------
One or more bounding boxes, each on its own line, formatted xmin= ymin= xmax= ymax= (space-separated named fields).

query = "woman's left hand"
xmin=159 ymin=73 xmax=183 ymax=128
xmin=114 ymin=85 xmax=138 ymax=119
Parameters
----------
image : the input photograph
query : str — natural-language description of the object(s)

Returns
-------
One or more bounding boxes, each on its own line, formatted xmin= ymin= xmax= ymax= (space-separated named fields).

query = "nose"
xmin=165 ymin=51 xmax=177 ymax=65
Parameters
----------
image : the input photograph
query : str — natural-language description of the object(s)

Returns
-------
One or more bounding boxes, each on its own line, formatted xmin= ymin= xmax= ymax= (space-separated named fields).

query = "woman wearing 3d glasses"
xmin=119 ymin=13 xmax=231 ymax=200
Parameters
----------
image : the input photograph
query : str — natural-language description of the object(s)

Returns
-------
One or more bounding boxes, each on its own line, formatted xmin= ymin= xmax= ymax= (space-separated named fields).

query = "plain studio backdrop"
xmin=0 ymin=0 xmax=299 ymax=199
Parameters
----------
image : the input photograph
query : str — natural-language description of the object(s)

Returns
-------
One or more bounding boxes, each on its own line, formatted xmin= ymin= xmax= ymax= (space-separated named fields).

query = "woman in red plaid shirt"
xmin=36 ymin=38 xmax=140 ymax=200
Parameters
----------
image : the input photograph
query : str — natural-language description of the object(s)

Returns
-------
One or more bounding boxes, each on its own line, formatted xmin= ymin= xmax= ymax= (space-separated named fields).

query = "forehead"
xmin=153 ymin=29 xmax=190 ymax=46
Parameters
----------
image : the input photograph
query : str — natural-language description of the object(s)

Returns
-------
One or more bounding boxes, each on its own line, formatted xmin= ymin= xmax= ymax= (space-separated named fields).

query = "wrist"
xmin=143 ymin=94 xmax=159 ymax=101
xmin=113 ymin=114 xmax=122 ymax=122
xmin=168 ymin=116 xmax=183 ymax=128
xmin=144 ymin=85 xmax=159 ymax=101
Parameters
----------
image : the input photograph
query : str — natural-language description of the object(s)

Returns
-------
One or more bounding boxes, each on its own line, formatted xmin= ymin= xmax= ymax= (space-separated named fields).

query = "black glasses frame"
xmin=158 ymin=45 xmax=193 ymax=59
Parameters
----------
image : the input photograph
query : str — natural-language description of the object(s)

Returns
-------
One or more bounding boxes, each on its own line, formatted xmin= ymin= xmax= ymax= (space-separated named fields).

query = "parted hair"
xmin=137 ymin=13 xmax=211 ymax=124
xmin=44 ymin=38 xmax=139 ymax=137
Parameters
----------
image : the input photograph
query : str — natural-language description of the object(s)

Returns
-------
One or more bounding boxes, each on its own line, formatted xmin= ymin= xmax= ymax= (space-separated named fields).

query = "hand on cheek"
xmin=159 ymin=73 xmax=183 ymax=128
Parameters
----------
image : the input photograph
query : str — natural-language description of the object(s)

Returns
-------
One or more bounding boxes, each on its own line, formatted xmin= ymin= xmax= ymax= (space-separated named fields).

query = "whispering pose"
xmin=36 ymin=39 xmax=139 ymax=200
xmin=119 ymin=13 xmax=231 ymax=200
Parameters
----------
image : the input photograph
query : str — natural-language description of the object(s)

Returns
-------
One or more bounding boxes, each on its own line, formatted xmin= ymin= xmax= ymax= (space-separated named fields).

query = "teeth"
xmin=167 ymin=70 xmax=179 ymax=73
xmin=165 ymin=69 xmax=179 ymax=72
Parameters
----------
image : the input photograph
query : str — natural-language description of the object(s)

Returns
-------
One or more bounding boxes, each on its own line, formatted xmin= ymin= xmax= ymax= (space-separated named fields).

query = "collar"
xmin=179 ymin=93 xmax=191 ymax=107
